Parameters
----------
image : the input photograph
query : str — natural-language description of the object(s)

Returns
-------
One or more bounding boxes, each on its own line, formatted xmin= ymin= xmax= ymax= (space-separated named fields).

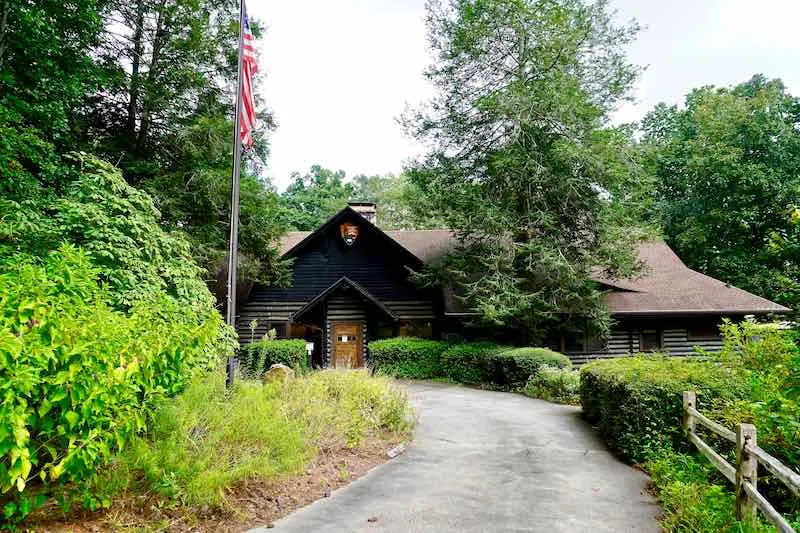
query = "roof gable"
xmin=281 ymin=207 xmax=424 ymax=269
xmin=278 ymin=221 xmax=788 ymax=316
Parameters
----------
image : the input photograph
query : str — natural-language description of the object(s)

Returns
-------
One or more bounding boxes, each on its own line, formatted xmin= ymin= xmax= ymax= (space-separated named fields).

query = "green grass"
xmin=93 ymin=369 xmax=413 ymax=510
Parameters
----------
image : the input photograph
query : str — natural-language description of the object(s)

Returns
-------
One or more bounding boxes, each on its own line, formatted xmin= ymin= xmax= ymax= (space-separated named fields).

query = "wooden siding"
xmin=384 ymin=300 xmax=435 ymax=320
xmin=663 ymin=328 xmax=724 ymax=356
xmin=248 ymin=213 xmax=434 ymax=304
xmin=566 ymin=327 xmax=723 ymax=365
xmin=325 ymin=294 xmax=367 ymax=367
xmin=236 ymin=301 xmax=304 ymax=343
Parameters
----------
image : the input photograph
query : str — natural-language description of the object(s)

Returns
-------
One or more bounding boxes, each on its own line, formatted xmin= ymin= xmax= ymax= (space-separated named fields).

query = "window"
xmin=563 ymin=333 xmax=608 ymax=353
xmin=640 ymin=330 xmax=662 ymax=351
xmin=688 ymin=325 xmax=720 ymax=341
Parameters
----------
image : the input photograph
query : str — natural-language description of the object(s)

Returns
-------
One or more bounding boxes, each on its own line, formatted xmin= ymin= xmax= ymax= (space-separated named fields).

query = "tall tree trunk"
xmin=0 ymin=1 xmax=9 ymax=73
xmin=127 ymin=0 xmax=145 ymax=138
xmin=136 ymin=0 xmax=168 ymax=152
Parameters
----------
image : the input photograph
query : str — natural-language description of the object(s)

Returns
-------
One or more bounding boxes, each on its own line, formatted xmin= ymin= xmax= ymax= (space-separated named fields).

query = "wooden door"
xmin=331 ymin=322 xmax=363 ymax=368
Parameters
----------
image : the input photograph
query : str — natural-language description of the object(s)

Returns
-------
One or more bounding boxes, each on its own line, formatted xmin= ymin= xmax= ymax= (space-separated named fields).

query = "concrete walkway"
xmin=249 ymin=382 xmax=661 ymax=533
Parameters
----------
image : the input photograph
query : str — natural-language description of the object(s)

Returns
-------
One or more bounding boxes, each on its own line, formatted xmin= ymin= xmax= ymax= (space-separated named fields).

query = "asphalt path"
xmin=249 ymin=381 xmax=661 ymax=533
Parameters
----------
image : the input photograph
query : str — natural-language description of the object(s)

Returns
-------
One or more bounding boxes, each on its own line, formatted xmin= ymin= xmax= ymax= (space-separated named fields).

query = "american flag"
xmin=240 ymin=3 xmax=258 ymax=148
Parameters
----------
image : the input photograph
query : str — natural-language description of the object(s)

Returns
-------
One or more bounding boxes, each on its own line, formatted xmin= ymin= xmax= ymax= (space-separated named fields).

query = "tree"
xmin=84 ymin=0 xmax=284 ymax=282
xmin=642 ymin=75 xmax=800 ymax=310
xmin=0 ymin=0 xmax=107 ymax=200
xmin=281 ymin=165 xmax=354 ymax=230
xmin=350 ymin=173 xmax=447 ymax=230
xmin=403 ymin=0 xmax=644 ymax=340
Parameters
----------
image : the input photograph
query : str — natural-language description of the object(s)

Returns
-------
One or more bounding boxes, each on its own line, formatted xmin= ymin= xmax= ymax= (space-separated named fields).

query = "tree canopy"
xmin=404 ymin=0 xmax=646 ymax=340
xmin=641 ymin=75 xmax=800 ymax=309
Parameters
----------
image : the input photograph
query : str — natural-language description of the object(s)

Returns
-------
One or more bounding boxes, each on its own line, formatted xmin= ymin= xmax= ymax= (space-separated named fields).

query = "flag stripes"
xmin=240 ymin=4 xmax=258 ymax=148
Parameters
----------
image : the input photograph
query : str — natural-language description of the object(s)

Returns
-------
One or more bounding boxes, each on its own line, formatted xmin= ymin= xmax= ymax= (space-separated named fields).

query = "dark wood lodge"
xmin=237 ymin=203 xmax=789 ymax=366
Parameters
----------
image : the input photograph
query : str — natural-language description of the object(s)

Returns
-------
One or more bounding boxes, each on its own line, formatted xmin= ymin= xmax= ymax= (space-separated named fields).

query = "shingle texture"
xmin=279 ymin=230 xmax=788 ymax=315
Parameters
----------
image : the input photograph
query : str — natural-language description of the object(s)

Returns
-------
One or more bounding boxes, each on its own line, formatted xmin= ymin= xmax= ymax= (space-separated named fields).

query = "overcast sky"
xmin=249 ymin=0 xmax=800 ymax=191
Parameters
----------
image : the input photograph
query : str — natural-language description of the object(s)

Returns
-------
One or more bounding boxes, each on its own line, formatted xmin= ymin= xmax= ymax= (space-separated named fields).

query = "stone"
xmin=386 ymin=442 xmax=407 ymax=458
xmin=261 ymin=363 xmax=295 ymax=383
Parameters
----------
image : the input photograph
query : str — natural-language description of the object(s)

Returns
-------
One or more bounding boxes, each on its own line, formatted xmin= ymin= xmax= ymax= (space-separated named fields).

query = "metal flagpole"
xmin=225 ymin=0 xmax=246 ymax=388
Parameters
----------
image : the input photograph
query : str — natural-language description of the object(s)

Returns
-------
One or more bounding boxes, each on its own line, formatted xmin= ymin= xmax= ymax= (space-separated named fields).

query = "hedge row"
xmin=579 ymin=356 xmax=751 ymax=463
xmin=442 ymin=344 xmax=570 ymax=386
xmin=368 ymin=337 xmax=570 ymax=386
xmin=240 ymin=339 xmax=308 ymax=378
xmin=367 ymin=337 xmax=448 ymax=379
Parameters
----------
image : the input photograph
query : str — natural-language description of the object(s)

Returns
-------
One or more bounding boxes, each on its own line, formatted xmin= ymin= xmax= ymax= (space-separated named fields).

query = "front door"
xmin=331 ymin=322 xmax=363 ymax=368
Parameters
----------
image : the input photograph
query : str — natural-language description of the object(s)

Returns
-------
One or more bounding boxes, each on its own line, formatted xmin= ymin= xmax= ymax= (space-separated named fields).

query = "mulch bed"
xmin=28 ymin=435 xmax=404 ymax=532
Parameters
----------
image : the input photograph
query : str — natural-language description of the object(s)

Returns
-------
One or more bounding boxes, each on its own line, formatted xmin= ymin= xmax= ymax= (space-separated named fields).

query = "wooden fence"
xmin=683 ymin=391 xmax=800 ymax=533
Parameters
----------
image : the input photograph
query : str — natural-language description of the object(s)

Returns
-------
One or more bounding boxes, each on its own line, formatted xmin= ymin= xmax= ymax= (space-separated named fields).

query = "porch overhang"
xmin=290 ymin=276 xmax=399 ymax=323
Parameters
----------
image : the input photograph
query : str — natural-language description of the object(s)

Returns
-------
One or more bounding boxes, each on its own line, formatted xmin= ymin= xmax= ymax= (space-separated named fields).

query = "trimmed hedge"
xmin=579 ymin=356 xmax=751 ymax=463
xmin=440 ymin=342 xmax=505 ymax=383
xmin=442 ymin=344 xmax=571 ymax=386
xmin=368 ymin=337 xmax=449 ymax=379
xmin=241 ymin=339 xmax=308 ymax=378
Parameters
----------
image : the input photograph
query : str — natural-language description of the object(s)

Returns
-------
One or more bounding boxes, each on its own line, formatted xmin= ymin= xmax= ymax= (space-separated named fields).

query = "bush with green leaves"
xmin=579 ymin=355 xmax=750 ymax=463
xmin=241 ymin=339 xmax=308 ymax=378
xmin=580 ymin=322 xmax=800 ymax=530
xmin=440 ymin=342 xmax=505 ymax=383
xmin=524 ymin=367 xmax=580 ymax=405
xmin=442 ymin=344 xmax=570 ymax=386
xmin=0 ymin=247 xmax=229 ymax=524
xmin=0 ymin=154 xmax=233 ymax=524
xmin=368 ymin=337 xmax=449 ymax=379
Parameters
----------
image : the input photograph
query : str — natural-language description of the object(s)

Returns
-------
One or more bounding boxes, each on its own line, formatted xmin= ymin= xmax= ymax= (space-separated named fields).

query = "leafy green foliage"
xmin=646 ymin=451 xmax=795 ymax=533
xmin=1 ymin=153 xmax=217 ymax=313
xmin=404 ymin=0 xmax=647 ymax=340
xmin=367 ymin=337 xmax=449 ymax=379
xmin=440 ymin=342 xmax=506 ymax=384
xmin=281 ymin=165 xmax=355 ymax=230
xmin=641 ymin=75 xmax=800 ymax=310
xmin=350 ymin=173 xmax=447 ymax=230
xmin=580 ymin=323 xmax=800 ymax=528
xmin=524 ymin=367 xmax=581 ymax=405
xmin=579 ymin=355 xmax=751 ymax=463
xmin=441 ymin=344 xmax=570 ymax=386
xmin=0 ymin=246 xmax=228 ymax=524
xmin=95 ymin=370 xmax=412 ymax=509
xmin=240 ymin=339 xmax=308 ymax=378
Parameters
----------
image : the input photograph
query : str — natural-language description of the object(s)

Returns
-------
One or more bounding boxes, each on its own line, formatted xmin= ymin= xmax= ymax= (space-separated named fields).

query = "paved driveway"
xmin=250 ymin=382 xmax=661 ymax=533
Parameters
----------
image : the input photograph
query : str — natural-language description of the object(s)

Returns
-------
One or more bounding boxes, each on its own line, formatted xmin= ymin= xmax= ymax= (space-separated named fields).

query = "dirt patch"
xmin=29 ymin=435 xmax=405 ymax=532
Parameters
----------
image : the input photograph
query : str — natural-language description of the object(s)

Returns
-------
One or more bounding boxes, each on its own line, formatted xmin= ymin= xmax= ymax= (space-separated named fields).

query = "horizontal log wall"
xmin=567 ymin=326 xmax=723 ymax=365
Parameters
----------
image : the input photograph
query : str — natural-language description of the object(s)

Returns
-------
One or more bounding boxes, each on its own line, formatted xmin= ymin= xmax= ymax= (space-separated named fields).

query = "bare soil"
xmin=29 ymin=435 xmax=404 ymax=533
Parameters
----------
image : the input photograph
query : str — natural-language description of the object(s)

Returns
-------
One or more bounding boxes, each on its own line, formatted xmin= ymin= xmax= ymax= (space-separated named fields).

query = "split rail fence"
xmin=683 ymin=391 xmax=800 ymax=533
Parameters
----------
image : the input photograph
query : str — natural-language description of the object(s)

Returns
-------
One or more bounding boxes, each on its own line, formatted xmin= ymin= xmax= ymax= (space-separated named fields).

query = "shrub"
xmin=0 ymin=247 xmax=228 ymax=523
xmin=579 ymin=356 xmax=751 ymax=463
xmin=241 ymin=339 xmax=308 ymax=377
xmin=94 ymin=370 xmax=413 ymax=509
xmin=524 ymin=367 xmax=580 ymax=405
xmin=442 ymin=344 xmax=570 ymax=386
xmin=368 ymin=337 xmax=449 ymax=379
xmin=440 ymin=342 xmax=505 ymax=383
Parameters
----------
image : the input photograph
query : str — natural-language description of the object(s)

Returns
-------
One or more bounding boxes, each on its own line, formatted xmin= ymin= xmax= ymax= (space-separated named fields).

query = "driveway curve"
xmin=250 ymin=381 xmax=660 ymax=533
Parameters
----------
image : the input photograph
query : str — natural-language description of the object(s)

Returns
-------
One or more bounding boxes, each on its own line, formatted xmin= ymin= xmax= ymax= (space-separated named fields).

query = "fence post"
xmin=736 ymin=423 xmax=758 ymax=525
xmin=683 ymin=391 xmax=696 ymax=434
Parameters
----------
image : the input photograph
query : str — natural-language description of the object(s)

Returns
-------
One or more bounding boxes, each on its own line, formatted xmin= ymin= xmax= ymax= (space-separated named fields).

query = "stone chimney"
xmin=348 ymin=201 xmax=377 ymax=224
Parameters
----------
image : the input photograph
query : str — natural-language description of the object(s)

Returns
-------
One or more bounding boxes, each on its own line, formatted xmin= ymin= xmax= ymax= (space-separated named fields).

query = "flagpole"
xmin=225 ymin=0 xmax=246 ymax=388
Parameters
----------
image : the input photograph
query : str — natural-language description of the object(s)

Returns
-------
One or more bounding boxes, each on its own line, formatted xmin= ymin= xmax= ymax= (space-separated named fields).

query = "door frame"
xmin=330 ymin=321 xmax=364 ymax=368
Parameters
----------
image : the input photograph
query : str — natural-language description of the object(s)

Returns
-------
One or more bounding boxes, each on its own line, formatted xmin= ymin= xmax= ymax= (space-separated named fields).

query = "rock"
xmin=386 ymin=442 xmax=407 ymax=458
xmin=261 ymin=363 xmax=295 ymax=383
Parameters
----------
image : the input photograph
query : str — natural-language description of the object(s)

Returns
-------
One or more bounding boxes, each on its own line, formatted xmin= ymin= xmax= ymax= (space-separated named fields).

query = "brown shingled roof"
xmin=278 ymin=229 xmax=788 ymax=316
xmin=594 ymin=242 xmax=789 ymax=315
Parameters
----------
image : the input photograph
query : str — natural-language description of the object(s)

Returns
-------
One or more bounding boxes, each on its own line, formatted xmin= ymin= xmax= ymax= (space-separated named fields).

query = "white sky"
xmin=250 ymin=0 xmax=800 ymax=191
